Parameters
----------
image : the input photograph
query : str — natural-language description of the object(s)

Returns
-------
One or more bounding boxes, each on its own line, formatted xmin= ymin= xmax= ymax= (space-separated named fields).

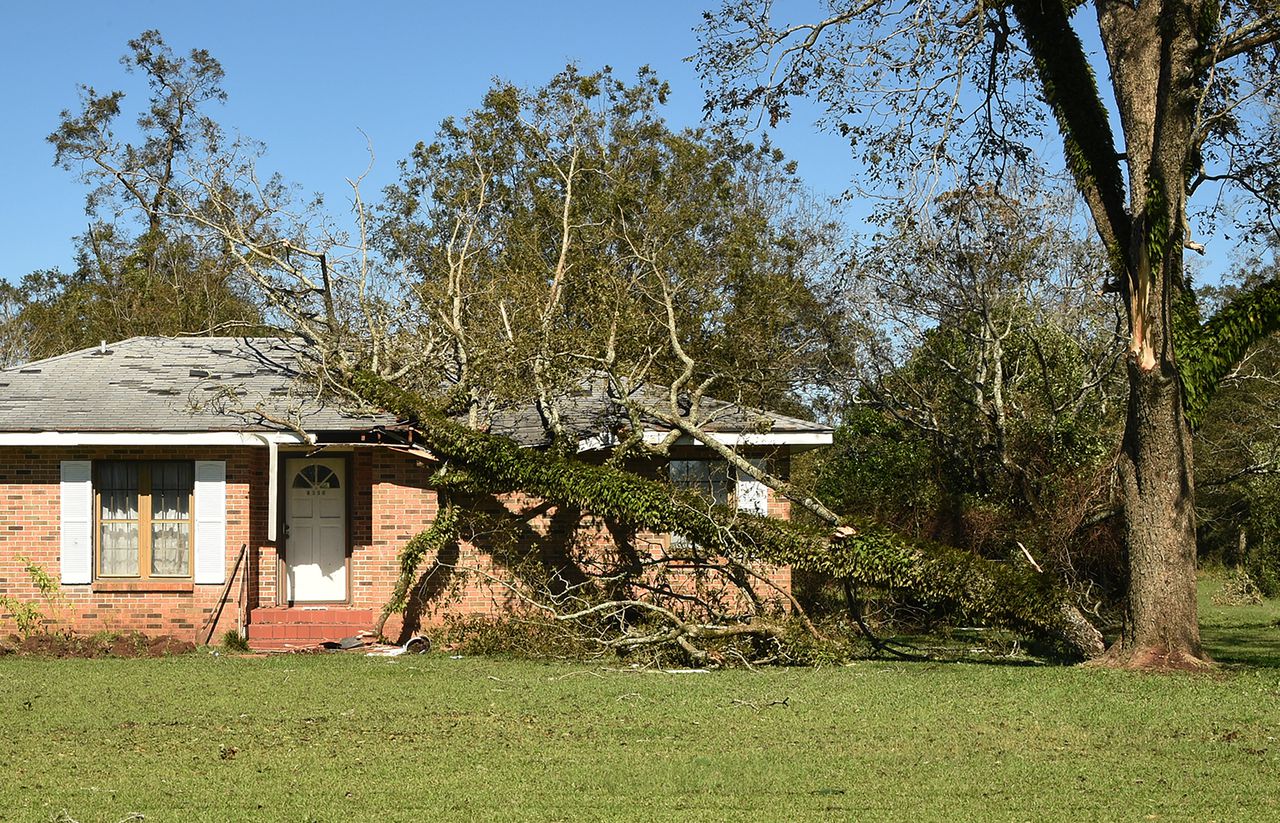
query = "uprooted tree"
xmin=44 ymin=34 xmax=1106 ymax=662
xmin=698 ymin=0 xmax=1280 ymax=668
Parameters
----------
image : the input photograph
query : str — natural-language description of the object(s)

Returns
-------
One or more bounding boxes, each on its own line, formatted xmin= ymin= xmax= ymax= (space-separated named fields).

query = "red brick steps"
xmin=247 ymin=606 xmax=375 ymax=650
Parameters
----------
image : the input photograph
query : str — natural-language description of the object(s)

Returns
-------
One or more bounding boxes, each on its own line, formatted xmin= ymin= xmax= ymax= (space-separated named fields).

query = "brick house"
xmin=0 ymin=338 xmax=831 ymax=648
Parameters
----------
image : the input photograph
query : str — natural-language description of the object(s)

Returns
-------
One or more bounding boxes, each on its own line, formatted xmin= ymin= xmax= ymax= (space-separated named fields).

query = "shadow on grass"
xmin=1198 ymin=574 xmax=1280 ymax=668
xmin=856 ymin=629 xmax=1053 ymax=668
xmin=1201 ymin=622 xmax=1280 ymax=668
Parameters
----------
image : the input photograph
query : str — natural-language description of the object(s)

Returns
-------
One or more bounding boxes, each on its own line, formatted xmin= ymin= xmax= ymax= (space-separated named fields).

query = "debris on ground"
xmin=261 ymin=633 xmax=432 ymax=657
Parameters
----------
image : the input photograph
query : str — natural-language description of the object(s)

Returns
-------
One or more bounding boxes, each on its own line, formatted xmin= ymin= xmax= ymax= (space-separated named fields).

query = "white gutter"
xmin=639 ymin=430 xmax=833 ymax=448
xmin=0 ymin=431 xmax=309 ymax=447
xmin=251 ymin=434 xmax=282 ymax=541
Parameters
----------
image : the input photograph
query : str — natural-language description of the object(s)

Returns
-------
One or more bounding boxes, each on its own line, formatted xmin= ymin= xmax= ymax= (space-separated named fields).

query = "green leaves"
xmin=356 ymin=371 xmax=1089 ymax=655
xmin=378 ymin=65 xmax=848 ymax=417
xmin=1176 ymin=279 xmax=1280 ymax=426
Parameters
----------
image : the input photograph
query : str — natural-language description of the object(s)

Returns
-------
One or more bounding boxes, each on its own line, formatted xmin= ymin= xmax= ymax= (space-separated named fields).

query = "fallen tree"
xmin=352 ymin=370 xmax=1105 ymax=659
xmin=44 ymin=36 xmax=1100 ymax=663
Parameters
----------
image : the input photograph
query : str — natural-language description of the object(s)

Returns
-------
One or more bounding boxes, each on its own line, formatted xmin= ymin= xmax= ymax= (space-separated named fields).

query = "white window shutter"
xmin=60 ymin=460 xmax=93 ymax=584
xmin=193 ymin=460 xmax=227 ymax=585
xmin=736 ymin=459 xmax=769 ymax=516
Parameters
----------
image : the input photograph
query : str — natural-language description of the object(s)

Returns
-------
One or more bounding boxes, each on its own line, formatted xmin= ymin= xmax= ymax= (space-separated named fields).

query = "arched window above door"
xmin=291 ymin=464 xmax=341 ymax=490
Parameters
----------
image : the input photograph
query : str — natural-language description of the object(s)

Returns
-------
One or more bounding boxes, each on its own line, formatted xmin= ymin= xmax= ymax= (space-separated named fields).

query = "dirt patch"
xmin=0 ymin=631 xmax=196 ymax=659
xmin=1089 ymin=642 xmax=1217 ymax=673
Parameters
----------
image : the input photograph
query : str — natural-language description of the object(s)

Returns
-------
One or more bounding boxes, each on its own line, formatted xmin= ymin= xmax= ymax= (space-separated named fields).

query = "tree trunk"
xmin=1114 ymin=360 xmax=1207 ymax=667
xmin=1093 ymin=0 xmax=1214 ymax=669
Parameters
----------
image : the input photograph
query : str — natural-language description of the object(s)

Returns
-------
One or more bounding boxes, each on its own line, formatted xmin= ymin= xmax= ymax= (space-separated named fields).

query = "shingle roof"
xmin=485 ymin=375 xmax=833 ymax=448
xmin=0 ymin=337 xmax=393 ymax=433
xmin=0 ymin=337 xmax=832 ymax=446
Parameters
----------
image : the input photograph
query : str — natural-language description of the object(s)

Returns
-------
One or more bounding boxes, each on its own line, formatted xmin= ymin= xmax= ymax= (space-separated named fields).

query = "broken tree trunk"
xmin=353 ymin=372 xmax=1104 ymax=659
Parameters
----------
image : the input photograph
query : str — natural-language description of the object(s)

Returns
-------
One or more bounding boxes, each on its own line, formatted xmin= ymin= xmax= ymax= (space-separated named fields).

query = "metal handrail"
xmin=201 ymin=543 xmax=248 ymax=645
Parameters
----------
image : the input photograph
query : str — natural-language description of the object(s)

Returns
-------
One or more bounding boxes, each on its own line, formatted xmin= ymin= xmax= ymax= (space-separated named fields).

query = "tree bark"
xmin=1101 ymin=0 xmax=1212 ymax=667
xmin=1115 ymin=361 xmax=1206 ymax=666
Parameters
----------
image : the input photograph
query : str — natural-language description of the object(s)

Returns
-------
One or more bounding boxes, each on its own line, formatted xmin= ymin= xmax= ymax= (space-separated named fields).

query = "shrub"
xmin=0 ymin=558 xmax=67 ymax=637
xmin=221 ymin=629 xmax=251 ymax=652
xmin=437 ymin=613 xmax=604 ymax=661
xmin=1246 ymin=540 xmax=1280 ymax=599
xmin=1213 ymin=568 xmax=1265 ymax=606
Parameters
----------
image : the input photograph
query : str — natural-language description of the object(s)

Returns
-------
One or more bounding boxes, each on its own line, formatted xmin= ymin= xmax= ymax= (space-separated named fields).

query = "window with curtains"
xmin=96 ymin=461 xmax=194 ymax=579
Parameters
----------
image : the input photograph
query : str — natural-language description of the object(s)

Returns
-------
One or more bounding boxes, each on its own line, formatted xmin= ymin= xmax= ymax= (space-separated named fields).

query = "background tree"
xmin=0 ymin=30 xmax=262 ymax=364
xmin=854 ymin=182 xmax=1123 ymax=559
xmin=1195 ymin=258 xmax=1280 ymax=595
xmin=379 ymin=66 xmax=852 ymax=440
xmin=807 ymin=182 xmax=1126 ymax=629
xmin=698 ymin=0 xmax=1280 ymax=668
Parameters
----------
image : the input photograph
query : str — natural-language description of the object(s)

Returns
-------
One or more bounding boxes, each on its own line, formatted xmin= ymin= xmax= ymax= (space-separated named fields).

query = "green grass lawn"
xmin=1200 ymin=573 xmax=1280 ymax=669
xmin=1 ymin=582 xmax=1277 ymax=823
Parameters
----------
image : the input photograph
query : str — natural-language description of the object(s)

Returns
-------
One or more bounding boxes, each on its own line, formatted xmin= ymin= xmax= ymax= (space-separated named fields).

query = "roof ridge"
xmin=620 ymin=380 xmax=831 ymax=432
xmin=2 ymin=335 xmax=304 ymax=372
xmin=726 ymin=401 xmax=833 ymax=431
xmin=1 ymin=336 xmax=149 ymax=372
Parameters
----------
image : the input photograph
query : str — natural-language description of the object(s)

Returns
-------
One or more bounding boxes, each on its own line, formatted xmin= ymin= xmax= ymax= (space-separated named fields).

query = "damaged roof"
xmin=484 ymin=377 xmax=832 ymax=448
xmin=0 ymin=337 xmax=832 ymax=446
xmin=0 ymin=337 xmax=393 ymax=433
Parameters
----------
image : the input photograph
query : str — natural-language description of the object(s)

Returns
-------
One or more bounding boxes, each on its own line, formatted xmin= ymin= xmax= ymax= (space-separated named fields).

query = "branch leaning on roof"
xmin=350 ymin=370 xmax=1104 ymax=658
xmin=632 ymin=398 xmax=842 ymax=525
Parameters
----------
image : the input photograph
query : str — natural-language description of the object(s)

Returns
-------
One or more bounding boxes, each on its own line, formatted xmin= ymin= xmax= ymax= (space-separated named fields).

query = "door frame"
xmin=274 ymin=451 xmax=353 ymax=606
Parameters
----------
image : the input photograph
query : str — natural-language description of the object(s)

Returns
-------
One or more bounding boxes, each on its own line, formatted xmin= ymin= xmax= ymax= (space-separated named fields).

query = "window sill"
xmin=92 ymin=580 xmax=194 ymax=594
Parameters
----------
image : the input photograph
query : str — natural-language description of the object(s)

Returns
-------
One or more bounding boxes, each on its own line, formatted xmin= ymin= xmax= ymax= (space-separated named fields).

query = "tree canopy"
xmin=377 ymin=65 xmax=853 ymax=432
xmin=0 ymin=31 xmax=263 ymax=366
xmin=697 ymin=0 xmax=1280 ymax=667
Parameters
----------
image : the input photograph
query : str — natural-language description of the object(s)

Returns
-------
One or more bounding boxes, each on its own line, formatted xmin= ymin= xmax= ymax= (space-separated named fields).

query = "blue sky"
xmin=0 ymin=1 xmax=857 ymax=281
xmin=1 ymin=2 xmax=1247 ymax=287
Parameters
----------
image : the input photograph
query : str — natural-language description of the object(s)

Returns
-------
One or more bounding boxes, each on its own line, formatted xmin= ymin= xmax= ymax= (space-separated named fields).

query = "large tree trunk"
xmin=1115 ymin=361 xmax=1206 ymax=667
xmin=1100 ymin=0 xmax=1212 ymax=667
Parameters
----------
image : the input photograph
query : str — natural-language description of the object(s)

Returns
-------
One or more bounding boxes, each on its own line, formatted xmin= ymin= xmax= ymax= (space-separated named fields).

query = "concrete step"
xmin=249 ymin=606 xmax=374 ymax=625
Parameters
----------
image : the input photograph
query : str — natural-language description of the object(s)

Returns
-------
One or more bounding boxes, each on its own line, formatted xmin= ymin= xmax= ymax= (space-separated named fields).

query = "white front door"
xmin=285 ymin=457 xmax=347 ymax=602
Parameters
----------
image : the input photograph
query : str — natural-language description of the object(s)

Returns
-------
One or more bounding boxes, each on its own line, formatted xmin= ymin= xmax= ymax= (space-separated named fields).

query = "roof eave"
xmin=639 ymin=429 xmax=834 ymax=449
xmin=0 ymin=431 xmax=311 ymax=447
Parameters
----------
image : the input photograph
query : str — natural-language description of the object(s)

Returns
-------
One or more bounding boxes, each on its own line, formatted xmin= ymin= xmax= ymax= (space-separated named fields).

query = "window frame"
xmin=668 ymin=458 xmax=738 ymax=551
xmin=668 ymin=458 xmax=736 ymax=508
xmin=94 ymin=460 xmax=196 ymax=581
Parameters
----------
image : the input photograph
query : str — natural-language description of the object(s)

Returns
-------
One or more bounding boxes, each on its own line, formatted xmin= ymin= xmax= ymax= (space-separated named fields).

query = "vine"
xmin=1011 ymin=0 xmax=1131 ymax=275
xmin=374 ymin=501 xmax=461 ymax=638
xmin=354 ymin=371 xmax=1101 ymax=657
xmin=1177 ymin=279 xmax=1280 ymax=425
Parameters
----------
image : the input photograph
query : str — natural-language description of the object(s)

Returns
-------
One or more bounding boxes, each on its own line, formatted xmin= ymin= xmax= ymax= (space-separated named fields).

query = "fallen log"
xmin=353 ymin=371 xmax=1103 ymax=659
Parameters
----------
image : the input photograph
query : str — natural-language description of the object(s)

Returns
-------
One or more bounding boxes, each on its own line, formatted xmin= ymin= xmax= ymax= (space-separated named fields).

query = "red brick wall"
xmin=349 ymin=448 xmax=439 ymax=620
xmin=0 ymin=446 xmax=268 ymax=642
xmin=0 ymin=444 xmax=794 ymax=643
